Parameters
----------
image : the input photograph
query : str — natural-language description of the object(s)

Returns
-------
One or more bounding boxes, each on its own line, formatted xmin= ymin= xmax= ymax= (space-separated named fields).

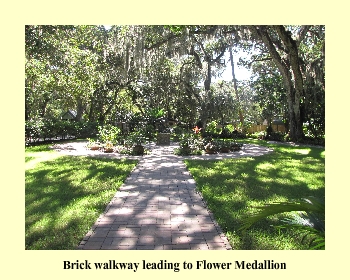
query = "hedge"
xmin=25 ymin=119 xmax=98 ymax=144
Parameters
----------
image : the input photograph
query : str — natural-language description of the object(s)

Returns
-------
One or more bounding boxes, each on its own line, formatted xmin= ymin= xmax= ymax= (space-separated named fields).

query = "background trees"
xmin=25 ymin=25 xmax=325 ymax=143
xmin=246 ymin=25 xmax=325 ymax=141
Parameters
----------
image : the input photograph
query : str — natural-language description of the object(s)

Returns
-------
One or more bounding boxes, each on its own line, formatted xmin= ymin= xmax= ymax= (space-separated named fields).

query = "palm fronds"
xmin=239 ymin=196 xmax=325 ymax=249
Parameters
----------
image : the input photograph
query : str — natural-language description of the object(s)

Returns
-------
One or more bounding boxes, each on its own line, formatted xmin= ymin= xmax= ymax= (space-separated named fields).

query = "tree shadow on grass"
xmin=25 ymin=155 xmax=137 ymax=250
xmin=25 ymin=156 xmax=35 ymax=163
xmin=184 ymin=145 xmax=325 ymax=249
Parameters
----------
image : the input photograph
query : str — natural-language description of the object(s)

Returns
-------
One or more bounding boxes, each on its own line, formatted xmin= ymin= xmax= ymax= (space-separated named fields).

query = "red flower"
xmin=193 ymin=126 xmax=202 ymax=134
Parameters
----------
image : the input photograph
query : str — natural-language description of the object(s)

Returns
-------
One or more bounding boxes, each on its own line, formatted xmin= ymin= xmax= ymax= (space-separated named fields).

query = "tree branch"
xmin=212 ymin=45 xmax=227 ymax=64
xmin=250 ymin=26 xmax=290 ymax=80
xmin=296 ymin=25 xmax=311 ymax=46
xmin=247 ymin=56 xmax=272 ymax=67
xmin=179 ymin=57 xmax=197 ymax=75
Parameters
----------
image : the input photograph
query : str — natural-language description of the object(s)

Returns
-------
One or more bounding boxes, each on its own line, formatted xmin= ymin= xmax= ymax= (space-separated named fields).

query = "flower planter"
xmin=104 ymin=148 xmax=114 ymax=153
xmin=90 ymin=146 xmax=100 ymax=150
xmin=205 ymin=149 xmax=217 ymax=154
xmin=133 ymin=145 xmax=144 ymax=155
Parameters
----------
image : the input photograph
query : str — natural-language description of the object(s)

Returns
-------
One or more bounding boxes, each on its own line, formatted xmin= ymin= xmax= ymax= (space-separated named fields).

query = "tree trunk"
xmin=40 ymin=97 xmax=50 ymax=118
xmin=198 ymin=62 xmax=212 ymax=129
xmin=251 ymin=25 xmax=304 ymax=141
xmin=25 ymin=92 xmax=31 ymax=121
xmin=274 ymin=26 xmax=304 ymax=140
xmin=75 ymin=97 xmax=85 ymax=122
xmin=204 ymin=61 xmax=211 ymax=92
xmin=229 ymin=47 xmax=244 ymax=128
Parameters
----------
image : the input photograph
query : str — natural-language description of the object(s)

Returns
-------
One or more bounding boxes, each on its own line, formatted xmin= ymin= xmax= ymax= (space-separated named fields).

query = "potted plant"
xmin=178 ymin=134 xmax=192 ymax=155
xmin=87 ymin=138 xmax=101 ymax=150
xmin=103 ymin=141 xmax=114 ymax=153
xmin=133 ymin=144 xmax=144 ymax=155
xmin=128 ymin=131 xmax=146 ymax=155
xmin=219 ymin=139 xmax=231 ymax=153
xmin=204 ymin=142 xmax=217 ymax=154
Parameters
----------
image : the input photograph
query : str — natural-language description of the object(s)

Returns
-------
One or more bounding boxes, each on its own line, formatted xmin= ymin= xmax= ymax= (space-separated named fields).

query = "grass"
xmin=184 ymin=140 xmax=325 ymax=250
xmin=25 ymin=145 xmax=138 ymax=250
xmin=25 ymin=144 xmax=62 ymax=169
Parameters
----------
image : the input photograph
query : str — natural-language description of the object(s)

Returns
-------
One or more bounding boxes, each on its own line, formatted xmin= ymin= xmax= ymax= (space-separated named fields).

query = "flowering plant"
xmin=192 ymin=126 xmax=202 ymax=134
xmin=86 ymin=138 xmax=101 ymax=149
xmin=179 ymin=133 xmax=204 ymax=151
xmin=104 ymin=141 xmax=114 ymax=149
xmin=204 ymin=142 xmax=217 ymax=151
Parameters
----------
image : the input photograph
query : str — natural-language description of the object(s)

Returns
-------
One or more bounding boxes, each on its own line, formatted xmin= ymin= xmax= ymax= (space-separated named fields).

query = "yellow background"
xmin=2 ymin=1 xmax=346 ymax=279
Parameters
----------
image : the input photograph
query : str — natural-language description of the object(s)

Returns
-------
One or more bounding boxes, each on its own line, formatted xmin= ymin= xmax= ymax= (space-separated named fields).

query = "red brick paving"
xmin=47 ymin=142 xmax=273 ymax=250
xmin=77 ymin=147 xmax=232 ymax=250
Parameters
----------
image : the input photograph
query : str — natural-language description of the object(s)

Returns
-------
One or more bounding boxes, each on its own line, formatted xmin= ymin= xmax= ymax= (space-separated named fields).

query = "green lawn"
xmin=184 ymin=140 xmax=325 ymax=250
xmin=25 ymin=145 xmax=138 ymax=250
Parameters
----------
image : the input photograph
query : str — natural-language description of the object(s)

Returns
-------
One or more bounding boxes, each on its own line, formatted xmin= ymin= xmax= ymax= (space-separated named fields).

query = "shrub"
xmin=266 ymin=131 xmax=285 ymax=142
xmin=220 ymin=124 xmax=235 ymax=138
xmin=74 ymin=121 xmax=98 ymax=138
xmin=172 ymin=126 xmax=188 ymax=141
xmin=298 ymin=136 xmax=325 ymax=146
xmin=206 ymin=121 xmax=218 ymax=135
xmin=176 ymin=133 xmax=204 ymax=155
xmin=266 ymin=125 xmax=274 ymax=135
xmin=53 ymin=120 xmax=75 ymax=139
xmin=265 ymin=125 xmax=285 ymax=142
xmin=127 ymin=130 xmax=146 ymax=146
xmin=144 ymin=124 xmax=156 ymax=141
xmin=247 ymin=131 xmax=265 ymax=140
xmin=25 ymin=119 xmax=45 ymax=143
xmin=41 ymin=119 xmax=56 ymax=140
xmin=97 ymin=124 xmax=121 ymax=144
xmin=25 ymin=119 xmax=99 ymax=145
xmin=230 ymin=130 xmax=246 ymax=139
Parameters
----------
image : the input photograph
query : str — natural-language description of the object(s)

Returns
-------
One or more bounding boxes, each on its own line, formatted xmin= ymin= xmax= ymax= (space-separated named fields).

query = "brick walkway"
xmin=56 ymin=142 xmax=272 ymax=250
xmin=77 ymin=150 xmax=232 ymax=250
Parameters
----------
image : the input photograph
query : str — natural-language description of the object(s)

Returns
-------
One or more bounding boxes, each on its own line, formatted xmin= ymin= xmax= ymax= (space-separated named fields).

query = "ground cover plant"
xmin=25 ymin=145 xmax=138 ymax=249
xmin=184 ymin=140 xmax=325 ymax=250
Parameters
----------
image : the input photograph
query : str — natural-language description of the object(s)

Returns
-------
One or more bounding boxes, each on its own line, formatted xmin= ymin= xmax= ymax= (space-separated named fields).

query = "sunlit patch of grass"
xmin=25 ymin=144 xmax=61 ymax=169
xmin=294 ymin=148 xmax=311 ymax=155
xmin=25 ymin=154 xmax=138 ymax=250
xmin=185 ymin=142 xmax=325 ymax=250
xmin=25 ymin=144 xmax=53 ymax=152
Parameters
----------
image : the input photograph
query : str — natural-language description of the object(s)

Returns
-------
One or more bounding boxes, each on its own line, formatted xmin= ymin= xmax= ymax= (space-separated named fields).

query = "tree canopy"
xmin=25 ymin=25 xmax=325 ymax=142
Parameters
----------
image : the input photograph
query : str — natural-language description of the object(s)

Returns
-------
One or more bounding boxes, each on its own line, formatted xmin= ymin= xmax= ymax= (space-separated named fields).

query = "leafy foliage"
xmin=97 ymin=124 xmax=121 ymax=144
xmin=25 ymin=25 xmax=325 ymax=144
xmin=175 ymin=132 xmax=204 ymax=155
xmin=205 ymin=120 xmax=219 ymax=134
xmin=239 ymin=196 xmax=325 ymax=249
xmin=25 ymin=119 xmax=98 ymax=144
